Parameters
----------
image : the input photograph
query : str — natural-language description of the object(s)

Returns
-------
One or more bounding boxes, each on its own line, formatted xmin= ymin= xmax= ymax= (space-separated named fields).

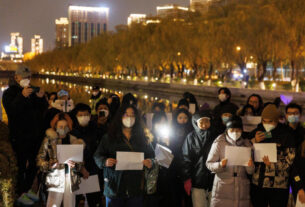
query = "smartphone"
xmin=31 ymin=86 xmax=40 ymax=93
xmin=264 ymin=132 xmax=272 ymax=138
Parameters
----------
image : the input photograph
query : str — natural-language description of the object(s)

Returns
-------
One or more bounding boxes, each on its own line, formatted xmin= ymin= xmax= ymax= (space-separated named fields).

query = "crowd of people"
xmin=2 ymin=66 xmax=305 ymax=207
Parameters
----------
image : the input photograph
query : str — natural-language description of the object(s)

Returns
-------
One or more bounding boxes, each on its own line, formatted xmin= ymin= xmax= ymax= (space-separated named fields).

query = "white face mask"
xmin=20 ymin=78 xmax=30 ymax=88
xmin=56 ymin=127 xmax=70 ymax=137
xmin=228 ymin=131 xmax=242 ymax=141
xmin=77 ymin=116 xmax=90 ymax=127
xmin=122 ymin=117 xmax=135 ymax=128
xmin=218 ymin=94 xmax=227 ymax=102
xmin=263 ymin=124 xmax=276 ymax=132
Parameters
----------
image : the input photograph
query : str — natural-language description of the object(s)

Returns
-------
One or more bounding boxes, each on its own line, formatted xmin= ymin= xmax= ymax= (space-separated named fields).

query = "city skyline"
xmin=0 ymin=0 xmax=188 ymax=52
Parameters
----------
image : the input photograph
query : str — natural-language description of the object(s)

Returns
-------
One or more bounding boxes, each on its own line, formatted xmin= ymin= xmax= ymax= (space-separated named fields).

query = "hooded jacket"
xmin=181 ymin=111 xmax=219 ymax=190
xmin=36 ymin=128 xmax=85 ymax=192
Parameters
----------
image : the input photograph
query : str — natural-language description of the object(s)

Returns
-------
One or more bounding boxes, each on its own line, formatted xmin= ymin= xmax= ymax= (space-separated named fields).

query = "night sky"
xmin=0 ymin=0 xmax=188 ymax=52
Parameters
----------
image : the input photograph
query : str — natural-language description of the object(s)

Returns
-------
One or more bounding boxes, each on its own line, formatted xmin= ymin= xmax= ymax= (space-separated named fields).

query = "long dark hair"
xmin=172 ymin=108 xmax=193 ymax=134
xmin=247 ymin=94 xmax=264 ymax=114
xmin=108 ymin=104 xmax=146 ymax=145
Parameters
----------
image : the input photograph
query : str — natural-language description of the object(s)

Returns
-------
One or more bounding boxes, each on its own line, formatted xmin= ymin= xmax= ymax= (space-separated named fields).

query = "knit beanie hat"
xmin=226 ymin=115 xmax=243 ymax=130
xmin=261 ymin=104 xmax=280 ymax=121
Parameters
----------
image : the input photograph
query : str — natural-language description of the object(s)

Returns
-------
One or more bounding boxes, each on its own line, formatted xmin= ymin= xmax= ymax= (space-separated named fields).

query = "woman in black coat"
xmin=94 ymin=104 xmax=154 ymax=207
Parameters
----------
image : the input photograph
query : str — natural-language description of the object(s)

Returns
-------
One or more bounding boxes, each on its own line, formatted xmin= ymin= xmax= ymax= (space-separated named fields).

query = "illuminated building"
xmin=55 ymin=17 xmax=69 ymax=48
xmin=68 ymin=5 xmax=109 ymax=46
xmin=31 ymin=35 xmax=43 ymax=54
xmin=145 ymin=19 xmax=161 ymax=25
xmin=156 ymin=4 xmax=189 ymax=19
xmin=10 ymin=33 xmax=23 ymax=55
xmin=127 ymin=14 xmax=146 ymax=26
xmin=1 ymin=33 xmax=23 ymax=62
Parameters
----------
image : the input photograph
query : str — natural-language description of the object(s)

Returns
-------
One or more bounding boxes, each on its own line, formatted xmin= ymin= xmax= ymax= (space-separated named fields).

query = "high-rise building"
xmin=156 ymin=4 xmax=189 ymax=19
xmin=68 ymin=5 xmax=109 ymax=46
xmin=55 ymin=17 xmax=69 ymax=48
xmin=31 ymin=35 xmax=43 ymax=54
xmin=1 ymin=33 xmax=23 ymax=62
xmin=190 ymin=0 xmax=214 ymax=12
xmin=10 ymin=33 xmax=23 ymax=55
xmin=127 ymin=14 xmax=147 ymax=26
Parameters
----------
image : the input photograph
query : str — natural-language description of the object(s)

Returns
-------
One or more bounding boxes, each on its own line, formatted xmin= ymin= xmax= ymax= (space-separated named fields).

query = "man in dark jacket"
xmin=285 ymin=103 xmax=305 ymax=148
xmin=212 ymin=87 xmax=238 ymax=120
xmin=70 ymin=103 xmax=103 ymax=207
xmin=2 ymin=66 xmax=48 ymax=200
xmin=181 ymin=110 xmax=220 ymax=207
xmin=250 ymin=104 xmax=296 ymax=207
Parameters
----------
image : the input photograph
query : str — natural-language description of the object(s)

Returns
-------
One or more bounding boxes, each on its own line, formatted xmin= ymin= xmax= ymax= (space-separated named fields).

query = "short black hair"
xmin=122 ymin=93 xmax=137 ymax=106
xmin=96 ymin=97 xmax=110 ymax=111
xmin=218 ymin=87 xmax=231 ymax=100
xmin=286 ymin=103 xmax=302 ymax=114
xmin=74 ymin=103 xmax=91 ymax=114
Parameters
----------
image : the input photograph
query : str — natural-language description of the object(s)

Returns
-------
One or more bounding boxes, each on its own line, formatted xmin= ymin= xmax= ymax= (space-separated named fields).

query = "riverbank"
xmin=34 ymin=73 xmax=305 ymax=108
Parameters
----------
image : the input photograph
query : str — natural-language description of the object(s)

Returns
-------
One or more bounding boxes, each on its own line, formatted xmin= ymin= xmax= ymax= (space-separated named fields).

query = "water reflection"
xmin=31 ymin=78 xmax=176 ymax=113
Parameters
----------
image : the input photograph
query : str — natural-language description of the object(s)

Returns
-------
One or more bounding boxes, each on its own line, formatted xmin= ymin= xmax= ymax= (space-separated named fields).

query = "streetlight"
xmin=236 ymin=46 xmax=241 ymax=51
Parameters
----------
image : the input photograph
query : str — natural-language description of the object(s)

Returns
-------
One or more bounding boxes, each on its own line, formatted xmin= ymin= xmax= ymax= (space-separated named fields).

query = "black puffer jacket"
xmin=181 ymin=111 xmax=220 ymax=190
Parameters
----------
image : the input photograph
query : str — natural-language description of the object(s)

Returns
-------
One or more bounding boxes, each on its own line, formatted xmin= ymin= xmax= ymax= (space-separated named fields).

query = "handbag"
xmin=144 ymin=159 xmax=159 ymax=195
xmin=45 ymin=169 xmax=65 ymax=193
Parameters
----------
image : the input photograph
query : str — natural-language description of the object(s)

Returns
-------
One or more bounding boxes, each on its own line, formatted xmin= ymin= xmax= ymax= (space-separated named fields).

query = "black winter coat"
xmin=2 ymin=79 xmax=48 ymax=146
xmin=94 ymin=133 xmax=154 ymax=198
xmin=291 ymin=155 xmax=305 ymax=200
xmin=70 ymin=121 xmax=101 ymax=174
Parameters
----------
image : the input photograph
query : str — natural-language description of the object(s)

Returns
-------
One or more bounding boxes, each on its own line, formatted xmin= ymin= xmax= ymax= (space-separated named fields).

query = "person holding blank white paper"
xmin=206 ymin=116 xmax=254 ymax=207
xmin=37 ymin=113 xmax=86 ymax=207
xmin=249 ymin=104 xmax=296 ymax=207
xmin=182 ymin=110 xmax=219 ymax=207
xmin=94 ymin=104 xmax=154 ymax=207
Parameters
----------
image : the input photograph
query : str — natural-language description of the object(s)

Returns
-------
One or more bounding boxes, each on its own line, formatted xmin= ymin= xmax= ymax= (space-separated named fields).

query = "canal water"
xmin=1 ymin=77 xmax=210 ymax=115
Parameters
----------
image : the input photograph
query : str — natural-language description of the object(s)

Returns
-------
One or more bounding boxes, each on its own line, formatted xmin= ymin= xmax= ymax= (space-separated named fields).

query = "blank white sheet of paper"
xmin=225 ymin=146 xmax=251 ymax=166
xmin=155 ymin=144 xmax=174 ymax=168
xmin=253 ymin=143 xmax=277 ymax=163
xmin=115 ymin=151 xmax=144 ymax=171
xmin=56 ymin=144 xmax=83 ymax=164
xmin=74 ymin=175 xmax=101 ymax=195
xmin=241 ymin=116 xmax=261 ymax=132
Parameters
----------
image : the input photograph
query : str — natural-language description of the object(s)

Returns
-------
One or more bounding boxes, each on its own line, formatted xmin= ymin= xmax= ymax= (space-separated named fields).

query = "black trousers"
xmin=250 ymin=184 xmax=289 ymax=207
xmin=13 ymin=141 xmax=40 ymax=195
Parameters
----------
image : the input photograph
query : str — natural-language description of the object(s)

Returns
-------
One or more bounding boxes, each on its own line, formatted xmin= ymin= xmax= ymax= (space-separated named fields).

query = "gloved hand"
xmin=184 ymin=179 xmax=192 ymax=196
